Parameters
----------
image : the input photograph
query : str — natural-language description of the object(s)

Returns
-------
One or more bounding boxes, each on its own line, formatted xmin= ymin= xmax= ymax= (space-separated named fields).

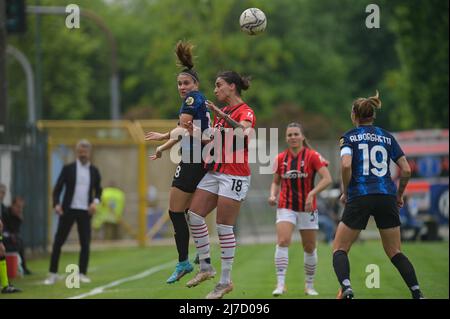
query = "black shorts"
xmin=342 ymin=194 xmax=401 ymax=230
xmin=171 ymin=161 xmax=207 ymax=193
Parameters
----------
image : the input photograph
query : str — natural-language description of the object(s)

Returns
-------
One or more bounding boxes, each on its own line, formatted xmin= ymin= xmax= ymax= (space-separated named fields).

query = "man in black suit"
xmin=44 ymin=140 xmax=102 ymax=285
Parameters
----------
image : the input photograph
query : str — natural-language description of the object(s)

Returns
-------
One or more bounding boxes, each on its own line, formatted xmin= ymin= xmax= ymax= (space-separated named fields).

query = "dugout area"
xmin=35 ymin=121 xmax=394 ymax=249
xmin=37 ymin=119 xmax=191 ymax=247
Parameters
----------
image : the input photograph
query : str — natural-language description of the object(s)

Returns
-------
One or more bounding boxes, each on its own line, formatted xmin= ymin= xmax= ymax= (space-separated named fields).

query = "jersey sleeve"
xmin=339 ymin=134 xmax=352 ymax=157
xmin=274 ymin=153 xmax=283 ymax=175
xmin=238 ymin=107 xmax=256 ymax=127
xmin=391 ymin=136 xmax=405 ymax=162
xmin=179 ymin=93 xmax=203 ymax=116
xmin=310 ymin=150 xmax=327 ymax=171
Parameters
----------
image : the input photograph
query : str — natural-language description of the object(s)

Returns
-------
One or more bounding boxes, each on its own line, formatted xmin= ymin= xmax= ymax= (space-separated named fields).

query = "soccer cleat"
xmin=336 ymin=287 xmax=354 ymax=299
xmin=412 ymin=290 xmax=425 ymax=299
xmin=272 ymin=284 xmax=287 ymax=297
xmin=206 ymin=282 xmax=234 ymax=299
xmin=166 ymin=260 xmax=194 ymax=284
xmin=186 ymin=267 xmax=216 ymax=288
xmin=43 ymin=272 xmax=59 ymax=285
xmin=1 ymin=285 xmax=21 ymax=294
xmin=305 ymin=286 xmax=319 ymax=296
xmin=79 ymin=274 xmax=92 ymax=283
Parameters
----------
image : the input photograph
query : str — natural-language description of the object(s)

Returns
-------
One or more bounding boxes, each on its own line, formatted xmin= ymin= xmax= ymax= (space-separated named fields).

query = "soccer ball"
xmin=239 ymin=8 xmax=267 ymax=35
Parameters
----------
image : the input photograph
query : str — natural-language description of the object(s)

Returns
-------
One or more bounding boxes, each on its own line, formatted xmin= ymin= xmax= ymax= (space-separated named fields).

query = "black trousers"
xmin=49 ymin=209 xmax=91 ymax=274
xmin=4 ymin=235 xmax=29 ymax=271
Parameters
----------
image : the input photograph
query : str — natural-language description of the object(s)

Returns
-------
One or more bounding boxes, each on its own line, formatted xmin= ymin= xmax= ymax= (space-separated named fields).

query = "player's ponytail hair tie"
xmin=175 ymin=40 xmax=200 ymax=83
xmin=352 ymin=90 xmax=382 ymax=122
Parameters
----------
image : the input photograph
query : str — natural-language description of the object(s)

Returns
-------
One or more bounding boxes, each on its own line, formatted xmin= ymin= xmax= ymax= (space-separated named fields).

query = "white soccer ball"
xmin=239 ymin=8 xmax=267 ymax=35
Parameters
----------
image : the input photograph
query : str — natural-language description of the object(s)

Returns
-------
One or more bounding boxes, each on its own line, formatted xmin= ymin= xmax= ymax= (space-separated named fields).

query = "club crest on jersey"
xmin=185 ymin=96 xmax=195 ymax=106
xmin=283 ymin=170 xmax=308 ymax=179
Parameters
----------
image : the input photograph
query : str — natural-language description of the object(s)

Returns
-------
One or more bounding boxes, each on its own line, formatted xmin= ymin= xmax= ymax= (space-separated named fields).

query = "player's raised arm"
xmin=145 ymin=131 xmax=170 ymax=141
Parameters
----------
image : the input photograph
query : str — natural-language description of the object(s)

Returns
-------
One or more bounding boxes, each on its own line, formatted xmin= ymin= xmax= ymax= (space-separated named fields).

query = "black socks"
xmin=169 ymin=211 xmax=190 ymax=262
xmin=391 ymin=252 xmax=422 ymax=298
xmin=333 ymin=250 xmax=423 ymax=299
xmin=333 ymin=250 xmax=351 ymax=290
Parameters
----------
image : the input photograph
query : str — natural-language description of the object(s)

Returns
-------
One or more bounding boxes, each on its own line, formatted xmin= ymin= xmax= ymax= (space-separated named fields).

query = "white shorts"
xmin=197 ymin=172 xmax=251 ymax=202
xmin=276 ymin=208 xmax=319 ymax=230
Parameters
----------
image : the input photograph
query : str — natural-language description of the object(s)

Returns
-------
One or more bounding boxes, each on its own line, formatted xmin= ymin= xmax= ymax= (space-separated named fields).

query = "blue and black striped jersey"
xmin=179 ymin=90 xmax=210 ymax=133
xmin=178 ymin=91 xmax=211 ymax=158
xmin=340 ymin=125 xmax=404 ymax=201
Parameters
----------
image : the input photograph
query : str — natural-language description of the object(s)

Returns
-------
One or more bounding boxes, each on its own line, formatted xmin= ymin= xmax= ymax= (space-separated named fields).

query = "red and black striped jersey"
xmin=207 ymin=103 xmax=256 ymax=176
xmin=275 ymin=148 xmax=327 ymax=212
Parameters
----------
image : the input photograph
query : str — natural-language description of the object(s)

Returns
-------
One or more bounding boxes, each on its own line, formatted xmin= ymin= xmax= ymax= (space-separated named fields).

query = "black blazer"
xmin=53 ymin=162 xmax=102 ymax=213
xmin=0 ymin=203 xmax=6 ymax=219
xmin=1 ymin=207 xmax=22 ymax=234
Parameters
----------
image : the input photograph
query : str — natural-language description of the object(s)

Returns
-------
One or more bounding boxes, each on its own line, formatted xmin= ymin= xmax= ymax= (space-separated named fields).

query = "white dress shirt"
xmin=70 ymin=159 xmax=91 ymax=210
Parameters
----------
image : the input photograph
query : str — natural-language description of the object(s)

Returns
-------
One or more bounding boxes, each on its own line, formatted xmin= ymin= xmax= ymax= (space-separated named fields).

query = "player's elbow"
xmin=397 ymin=156 xmax=411 ymax=178
xmin=341 ymin=159 xmax=352 ymax=170
xmin=319 ymin=169 xmax=333 ymax=188
xmin=324 ymin=175 xmax=333 ymax=188
xmin=401 ymin=166 xmax=411 ymax=178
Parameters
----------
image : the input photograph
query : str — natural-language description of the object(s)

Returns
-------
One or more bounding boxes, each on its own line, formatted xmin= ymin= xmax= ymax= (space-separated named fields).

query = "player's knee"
xmin=277 ymin=238 xmax=291 ymax=247
xmin=303 ymin=243 xmax=316 ymax=254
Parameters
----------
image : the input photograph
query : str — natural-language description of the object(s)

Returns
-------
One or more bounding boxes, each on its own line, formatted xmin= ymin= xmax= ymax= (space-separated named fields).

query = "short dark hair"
xmin=12 ymin=196 xmax=25 ymax=205
xmin=217 ymin=71 xmax=251 ymax=95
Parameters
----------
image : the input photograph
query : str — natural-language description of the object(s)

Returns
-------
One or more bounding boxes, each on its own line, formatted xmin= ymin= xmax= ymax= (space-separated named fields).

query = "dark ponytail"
xmin=217 ymin=71 xmax=251 ymax=95
xmin=175 ymin=40 xmax=199 ymax=83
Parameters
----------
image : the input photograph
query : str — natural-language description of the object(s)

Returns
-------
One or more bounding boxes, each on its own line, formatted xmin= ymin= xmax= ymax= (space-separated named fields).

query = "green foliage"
xmin=386 ymin=0 xmax=449 ymax=129
xmin=5 ymin=0 xmax=448 ymax=134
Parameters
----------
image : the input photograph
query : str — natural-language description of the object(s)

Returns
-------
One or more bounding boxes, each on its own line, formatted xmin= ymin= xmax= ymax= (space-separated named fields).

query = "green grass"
xmin=1 ymin=241 xmax=448 ymax=299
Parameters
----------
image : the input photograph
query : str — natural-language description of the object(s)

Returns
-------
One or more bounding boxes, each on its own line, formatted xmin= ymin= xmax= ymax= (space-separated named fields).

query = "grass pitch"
xmin=1 ymin=241 xmax=448 ymax=299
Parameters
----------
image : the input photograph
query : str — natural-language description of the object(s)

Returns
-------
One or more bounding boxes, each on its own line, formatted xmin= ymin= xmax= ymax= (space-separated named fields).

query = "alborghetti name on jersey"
xmin=349 ymin=133 xmax=392 ymax=145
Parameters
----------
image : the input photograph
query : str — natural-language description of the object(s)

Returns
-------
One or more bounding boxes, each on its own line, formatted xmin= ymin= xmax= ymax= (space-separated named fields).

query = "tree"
xmin=5 ymin=0 xmax=448 ymax=134
xmin=385 ymin=0 xmax=449 ymax=129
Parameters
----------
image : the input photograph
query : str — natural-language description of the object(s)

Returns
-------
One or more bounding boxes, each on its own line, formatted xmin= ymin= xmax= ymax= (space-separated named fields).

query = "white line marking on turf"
xmin=68 ymin=260 xmax=176 ymax=299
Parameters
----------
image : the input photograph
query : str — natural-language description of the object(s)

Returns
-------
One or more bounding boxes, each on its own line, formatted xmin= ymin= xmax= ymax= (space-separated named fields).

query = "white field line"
xmin=68 ymin=260 xmax=176 ymax=299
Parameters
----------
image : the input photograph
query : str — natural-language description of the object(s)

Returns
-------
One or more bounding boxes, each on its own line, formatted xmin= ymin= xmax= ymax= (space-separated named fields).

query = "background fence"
xmin=1 ymin=122 xmax=447 ymax=253
xmin=0 ymin=125 xmax=48 ymax=252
